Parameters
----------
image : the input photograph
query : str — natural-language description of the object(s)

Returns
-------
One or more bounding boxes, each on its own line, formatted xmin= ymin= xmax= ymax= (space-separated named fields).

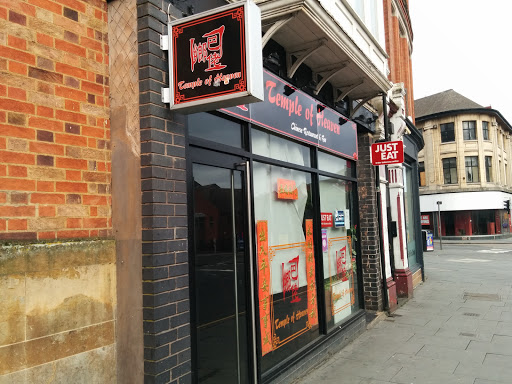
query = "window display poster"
xmin=332 ymin=279 xmax=352 ymax=323
xmin=322 ymin=229 xmax=328 ymax=252
xmin=334 ymin=210 xmax=344 ymax=227
xmin=321 ymin=212 xmax=333 ymax=228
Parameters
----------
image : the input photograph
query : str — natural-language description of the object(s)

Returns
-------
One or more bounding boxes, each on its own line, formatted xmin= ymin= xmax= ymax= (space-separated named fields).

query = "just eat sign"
xmin=371 ymin=141 xmax=404 ymax=166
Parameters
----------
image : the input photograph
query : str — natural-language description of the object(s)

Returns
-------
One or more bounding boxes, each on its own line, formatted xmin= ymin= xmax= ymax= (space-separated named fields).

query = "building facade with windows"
xmin=0 ymin=0 xmax=422 ymax=383
xmin=415 ymin=90 xmax=512 ymax=238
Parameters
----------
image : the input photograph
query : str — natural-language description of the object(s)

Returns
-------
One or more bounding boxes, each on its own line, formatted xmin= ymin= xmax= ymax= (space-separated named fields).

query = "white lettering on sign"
xmin=371 ymin=141 xmax=404 ymax=166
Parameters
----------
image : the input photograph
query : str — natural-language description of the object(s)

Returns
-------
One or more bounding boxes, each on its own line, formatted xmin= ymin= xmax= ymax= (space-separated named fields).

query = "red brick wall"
xmin=383 ymin=0 xmax=415 ymax=120
xmin=0 ymin=0 xmax=111 ymax=241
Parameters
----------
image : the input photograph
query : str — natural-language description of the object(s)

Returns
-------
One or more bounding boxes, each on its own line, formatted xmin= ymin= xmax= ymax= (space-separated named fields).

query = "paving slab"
xmin=415 ymin=344 xmax=486 ymax=364
xmin=467 ymin=340 xmax=512 ymax=355
xmin=390 ymin=368 xmax=474 ymax=384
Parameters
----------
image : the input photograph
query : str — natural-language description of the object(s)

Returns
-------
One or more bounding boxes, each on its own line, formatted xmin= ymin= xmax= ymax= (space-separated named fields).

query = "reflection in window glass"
xmin=253 ymin=162 xmax=319 ymax=372
xmin=189 ymin=113 xmax=242 ymax=148
xmin=485 ymin=156 xmax=492 ymax=182
xmin=319 ymin=176 xmax=359 ymax=330
xmin=318 ymin=151 xmax=356 ymax=177
xmin=440 ymin=122 xmax=455 ymax=142
xmin=418 ymin=162 xmax=426 ymax=186
xmin=404 ymin=166 xmax=418 ymax=268
xmin=482 ymin=121 xmax=489 ymax=140
xmin=465 ymin=156 xmax=480 ymax=183
xmin=463 ymin=121 xmax=477 ymax=140
xmin=442 ymin=158 xmax=457 ymax=184
xmin=251 ymin=128 xmax=311 ymax=167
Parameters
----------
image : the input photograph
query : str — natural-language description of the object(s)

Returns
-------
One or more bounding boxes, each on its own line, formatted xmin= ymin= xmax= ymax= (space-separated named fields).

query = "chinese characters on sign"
xmin=305 ymin=220 xmax=318 ymax=326
xmin=328 ymin=237 xmax=355 ymax=319
xmin=282 ymin=256 xmax=301 ymax=303
xmin=167 ymin=1 xmax=263 ymax=112
xmin=189 ymin=26 xmax=227 ymax=72
xmin=335 ymin=246 xmax=348 ymax=280
xmin=277 ymin=178 xmax=298 ymax=200
xmin=256 ymin=221 xmax=272 ymax=356
xmin=259 ymin=219 xmax=318 ymax=355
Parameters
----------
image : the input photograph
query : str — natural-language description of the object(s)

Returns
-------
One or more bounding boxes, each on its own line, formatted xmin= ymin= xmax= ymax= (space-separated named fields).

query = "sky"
xmin=409 ymin=0 xmax=512 ymax=124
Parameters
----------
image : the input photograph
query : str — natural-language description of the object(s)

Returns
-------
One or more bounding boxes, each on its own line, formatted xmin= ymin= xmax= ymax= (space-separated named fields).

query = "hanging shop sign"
xmin=370 ymin=140 xmax=404 ymax=165
xmin=165 ymin=1 xmax=263 ymax=113
xmin=221 ymin=71 xmax=358 ymax=160
xmin=421 ymin=215 xmax=430 ymax=225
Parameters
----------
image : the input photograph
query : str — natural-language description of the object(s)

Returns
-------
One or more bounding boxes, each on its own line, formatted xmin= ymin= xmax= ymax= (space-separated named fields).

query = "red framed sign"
xmin=321 ymin=213 xmax=333 ymax=228
xmin=421 ymin=215 xmax=430 ymax=225
xmin=371 ymin=141 xmax=404 ymax=166
xmin=167 ymin=1 xmax=263 ymax=113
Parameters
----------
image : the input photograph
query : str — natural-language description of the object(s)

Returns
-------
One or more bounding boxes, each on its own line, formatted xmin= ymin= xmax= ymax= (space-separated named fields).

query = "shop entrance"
xmin=191 ymin=148 xmax=256 ymax=384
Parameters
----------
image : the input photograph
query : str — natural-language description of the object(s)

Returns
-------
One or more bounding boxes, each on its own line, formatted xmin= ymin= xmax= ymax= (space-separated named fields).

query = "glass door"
xmin=191 ymin=149 xmax=254 ymax=384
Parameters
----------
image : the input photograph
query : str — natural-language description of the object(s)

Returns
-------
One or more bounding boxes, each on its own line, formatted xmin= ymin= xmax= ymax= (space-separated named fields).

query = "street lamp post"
xmin=437 ymin=201 xmax=442 ymax=250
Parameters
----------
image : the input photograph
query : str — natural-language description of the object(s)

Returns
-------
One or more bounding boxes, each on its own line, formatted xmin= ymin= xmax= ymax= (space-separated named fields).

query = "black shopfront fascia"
xmin=186 ymin=80 xmax=365 ymax=383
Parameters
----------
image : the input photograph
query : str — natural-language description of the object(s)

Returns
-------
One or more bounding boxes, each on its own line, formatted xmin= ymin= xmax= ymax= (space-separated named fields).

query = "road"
xmin=295 ymin=241 xmax=512 ymax=384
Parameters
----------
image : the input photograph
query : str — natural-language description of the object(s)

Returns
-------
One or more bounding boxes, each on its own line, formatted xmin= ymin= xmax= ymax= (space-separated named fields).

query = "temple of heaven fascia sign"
xmin=167 ymin=0 xmax=264 ymax=113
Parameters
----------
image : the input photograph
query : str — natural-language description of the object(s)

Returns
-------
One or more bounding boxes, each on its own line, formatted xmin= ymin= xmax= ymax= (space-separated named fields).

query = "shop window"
xmin=485 ymin=156 xmax=492 ymax=182
xmin=465 ymin=156 xmax=480 ymax=183
xmin=442 ymin=157 xmax=457 ymax=184
xmin=189 ymin=112 xmax=243 ymax=148
xmin=482 ymin=121 xmax=489 ymax=140
xmin=418 ymin=162 xmax=426 ymax=186
xmin=253 ymin=162 xmax=320 ymax=373
xmin=463 ymin=121 xmax=477 ymax=140
xmin=251 ymin=128 xmax=311 ymax=167
xmin=440 ymin=122 xmax=455 ymax=142
xmin=319 ymin=176 xmax=359 ymax=330
xmin=404 ymin=165 xmax=418 ymax=268
xmin=318 ymin=150 xmax=355 ymax=178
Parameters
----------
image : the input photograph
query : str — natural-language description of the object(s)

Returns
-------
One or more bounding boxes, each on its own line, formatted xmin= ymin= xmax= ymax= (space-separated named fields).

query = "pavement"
xmin=294 ymin=241 xmax=512 ymax=384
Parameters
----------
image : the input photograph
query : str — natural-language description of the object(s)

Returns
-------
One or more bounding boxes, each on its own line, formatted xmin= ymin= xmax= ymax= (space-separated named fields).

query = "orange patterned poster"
xmin=305 ymin=219 xmax=318 ymax=326
xmin=257 ymin=220 xmax=272 ymax=356
xmin=277 ymin=178 xmax=298 ymax=200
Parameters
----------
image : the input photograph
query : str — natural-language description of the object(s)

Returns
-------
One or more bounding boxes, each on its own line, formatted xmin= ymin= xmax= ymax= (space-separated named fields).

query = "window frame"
xmin=442 ymin=157 xmax=457 ymax=184
xmin=482 ymin=121 xmax=489 ymax=141
xmin=440 ymin=122 xmax=455 ymax=143
xmin=465 ymin=156 xmax=480 ymax=183
xmin=462 ymin=121 xmax=477 ymax=141
xmin=418 ymin=161 xmax=426 ymax=186
xmin=485 ymin=156 xmax=492 ymax=182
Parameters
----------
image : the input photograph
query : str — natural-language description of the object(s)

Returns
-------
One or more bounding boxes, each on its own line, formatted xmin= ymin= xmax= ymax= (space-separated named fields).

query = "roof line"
xmin=416 ymin=108 xmax=512 ymax=132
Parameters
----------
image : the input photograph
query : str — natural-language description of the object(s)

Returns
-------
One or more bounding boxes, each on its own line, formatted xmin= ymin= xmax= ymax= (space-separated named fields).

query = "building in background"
xmin=415 ymin=90 xmax=512 ymax=238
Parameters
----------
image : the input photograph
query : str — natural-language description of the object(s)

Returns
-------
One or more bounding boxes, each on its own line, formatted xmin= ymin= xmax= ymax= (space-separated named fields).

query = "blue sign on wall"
xmin=334 ymin=210 xmax=345 ymax=228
